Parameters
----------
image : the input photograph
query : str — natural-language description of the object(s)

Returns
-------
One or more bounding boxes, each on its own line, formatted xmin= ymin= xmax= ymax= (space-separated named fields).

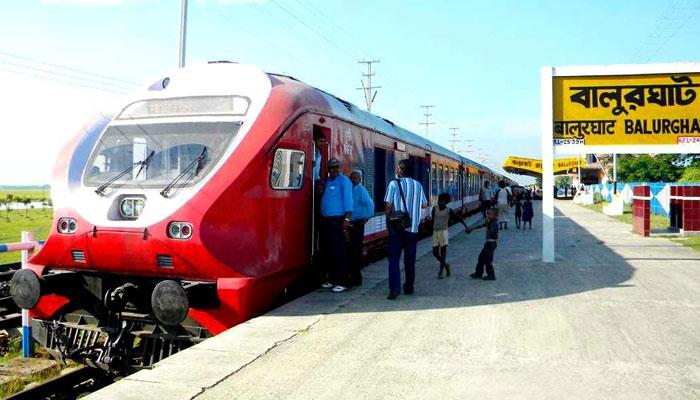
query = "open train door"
xmin=311 ymin=124 xmax=331 ymax=259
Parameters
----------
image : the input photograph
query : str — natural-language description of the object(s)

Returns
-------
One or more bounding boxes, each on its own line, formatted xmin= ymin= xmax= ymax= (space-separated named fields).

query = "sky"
xmin=0 ymin=0 xmax=699 ymax=185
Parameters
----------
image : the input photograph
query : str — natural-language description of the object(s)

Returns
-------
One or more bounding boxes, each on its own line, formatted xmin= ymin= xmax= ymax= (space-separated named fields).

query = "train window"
xmin=84 ymin=121 xmax=241 ymax=188
xmin=437 ymin=165 xmax=443 ymax=194
xmin=431 ymin=163 xmax=437 ymax=196
xmin=270 ymin=149 xmax=305 ymax=189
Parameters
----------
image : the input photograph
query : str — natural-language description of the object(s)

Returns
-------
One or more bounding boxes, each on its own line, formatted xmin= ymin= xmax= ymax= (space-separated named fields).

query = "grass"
xmin=0 ymin=337 xmax=67 ymax=398
xmin=580 ymin=202 xmax=670 ymax=230
xmin=672 ymin=236 xmax=700 ymax=252
xmin=0 ymin=190 xmax=50 ymax=202
xmin=0 ymin=208 xmax=53 ymax=264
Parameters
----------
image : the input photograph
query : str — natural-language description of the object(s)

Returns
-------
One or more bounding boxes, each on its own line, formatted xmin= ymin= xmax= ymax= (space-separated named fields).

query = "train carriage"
xmin=11 ymin=62 xmax=514 ymax=371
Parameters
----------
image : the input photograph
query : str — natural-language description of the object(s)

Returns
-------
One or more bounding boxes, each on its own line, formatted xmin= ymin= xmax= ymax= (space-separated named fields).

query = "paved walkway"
xmin=88 ymin=201 xmax=700 ymax=400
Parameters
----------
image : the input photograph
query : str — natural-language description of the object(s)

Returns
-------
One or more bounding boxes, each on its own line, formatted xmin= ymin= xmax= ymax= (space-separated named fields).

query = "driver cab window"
xmin=271 ymin=149 xmax=305 ymax=189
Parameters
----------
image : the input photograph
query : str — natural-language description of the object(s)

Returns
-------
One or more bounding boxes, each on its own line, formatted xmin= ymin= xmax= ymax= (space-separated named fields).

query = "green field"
xmin=0 ymin=208 xmax=53 ymax=264
xmin=0 ymin=189 xmax=51 ymax=202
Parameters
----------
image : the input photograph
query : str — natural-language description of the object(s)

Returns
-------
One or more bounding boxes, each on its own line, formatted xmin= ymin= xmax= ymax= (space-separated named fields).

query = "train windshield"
xmin=83 ymin=121 xmax=241 ymax=188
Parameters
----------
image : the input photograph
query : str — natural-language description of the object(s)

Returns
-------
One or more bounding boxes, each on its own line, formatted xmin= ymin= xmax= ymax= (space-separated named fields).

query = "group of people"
xmin=315 ymin=157 xmax=374 ymax=294
xmin=314 ymin=136 xmax=534 ymax=299
xmin=479 ymin=180 xmax=534 ymax=230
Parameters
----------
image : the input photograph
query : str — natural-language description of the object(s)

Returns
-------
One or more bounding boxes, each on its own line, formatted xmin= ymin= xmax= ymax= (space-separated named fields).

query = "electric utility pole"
xmin=448 ymin=127 xmax=460 ymax=152
xmin=178 ymin=0 xmax=188 ymax=68
xmin=357 ymin=59 xmax=381 ymax=112
xmin=419 ymin=105 xmax=435 ymax=138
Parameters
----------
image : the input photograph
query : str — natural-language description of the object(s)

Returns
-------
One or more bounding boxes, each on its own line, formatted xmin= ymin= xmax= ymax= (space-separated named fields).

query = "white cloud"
xmin=42 ymin=0 xmax=123 ymax=5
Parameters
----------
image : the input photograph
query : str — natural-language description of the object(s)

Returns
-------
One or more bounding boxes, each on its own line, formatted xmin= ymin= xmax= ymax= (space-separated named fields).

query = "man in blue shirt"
xmin=384 ymin=159 xmax=428 ymax=300
xmin=348 ymin=170 xmax=375 ymax=287
xmin=320 ymin=158 xmax=353 ymax=293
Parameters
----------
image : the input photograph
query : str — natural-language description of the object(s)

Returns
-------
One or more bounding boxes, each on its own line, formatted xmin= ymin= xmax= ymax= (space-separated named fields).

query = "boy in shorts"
xmin=431 ymin=193 xmax=469 ymax=279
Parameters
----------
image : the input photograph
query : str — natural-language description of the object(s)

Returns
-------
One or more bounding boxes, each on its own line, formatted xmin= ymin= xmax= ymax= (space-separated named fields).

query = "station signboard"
xmin=502 ymin=156 xmax=586 ymax=176
xmin=541 ymin=63 xmax=700 ymax=263
xmin=553 ymin=69 xmax=700 ymax=153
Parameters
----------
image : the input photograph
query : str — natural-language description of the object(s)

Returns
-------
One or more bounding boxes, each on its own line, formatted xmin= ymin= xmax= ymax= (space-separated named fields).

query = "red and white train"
xmin=11 ymin=62 xmax=514 ymax=370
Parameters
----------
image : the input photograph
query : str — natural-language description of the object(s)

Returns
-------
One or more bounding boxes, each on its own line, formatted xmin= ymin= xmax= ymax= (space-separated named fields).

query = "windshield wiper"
xmin=95 ymin=150 xmax=156 ymax=196
xmin=160 ymin=147 xmax=208 ymax=198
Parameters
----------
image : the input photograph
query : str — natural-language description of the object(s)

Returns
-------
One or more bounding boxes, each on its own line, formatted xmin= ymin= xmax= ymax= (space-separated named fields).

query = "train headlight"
xmin=167 ymin=222 xmax=193 ymax=240
xmin=119 ymin=197 xmax=145 ymax=220
xmin=57 ymin=218 xmax=77 ymax=234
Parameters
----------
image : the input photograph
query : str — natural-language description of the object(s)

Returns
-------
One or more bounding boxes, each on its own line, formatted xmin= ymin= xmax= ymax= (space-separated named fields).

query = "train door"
xmin=311 ymin=124 xmax=330 ymax=258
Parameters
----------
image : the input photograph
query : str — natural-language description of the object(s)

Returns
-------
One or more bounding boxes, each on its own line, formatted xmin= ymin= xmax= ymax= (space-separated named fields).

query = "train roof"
xmin=268 ymin=72 xmax=501 ymax=178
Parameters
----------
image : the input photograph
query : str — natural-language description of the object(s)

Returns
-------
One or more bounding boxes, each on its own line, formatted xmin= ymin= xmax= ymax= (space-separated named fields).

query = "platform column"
xmin=21 ymin=231 xmax=35 ymax=358
xmin=541 ymin=66 xmax=555 ymax=263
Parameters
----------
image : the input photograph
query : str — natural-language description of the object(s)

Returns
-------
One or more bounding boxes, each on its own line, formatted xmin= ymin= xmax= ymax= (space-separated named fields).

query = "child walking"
xmin=513 ymin=195 xmax=523 ymax=229
xmin=466 ymin=207 xmax=499 ymax=281
xmin=522 ymin=194 xmax=534 ymax=230
xmin=431 ymin=193 xmax=469 ymax=279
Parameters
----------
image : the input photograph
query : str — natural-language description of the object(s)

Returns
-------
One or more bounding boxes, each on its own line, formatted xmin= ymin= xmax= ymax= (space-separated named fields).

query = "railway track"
xmin=6 ymin=367 xmax=115 ymax=400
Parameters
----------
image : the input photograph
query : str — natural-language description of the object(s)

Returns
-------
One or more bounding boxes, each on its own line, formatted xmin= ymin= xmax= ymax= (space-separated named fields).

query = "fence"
xmin=589 ymin=182 xmax=700 ymax=217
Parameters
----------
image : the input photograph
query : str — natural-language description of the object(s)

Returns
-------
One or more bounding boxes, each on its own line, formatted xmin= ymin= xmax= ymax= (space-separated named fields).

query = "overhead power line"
xmin=0 ymin=60 xmax=134 ymax=91
xmin=0 ymin=67 xmax=128 ymax=95
xmin=0 ymin=50 xmax=140 ymax=86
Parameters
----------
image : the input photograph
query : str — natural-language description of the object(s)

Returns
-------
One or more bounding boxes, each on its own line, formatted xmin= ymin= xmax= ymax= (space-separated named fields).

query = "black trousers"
xmin=321 ymin=217 xmax=349 ymax=286
xmin=480 ymin=200 xmax=491 ymax=218
xmin=474 ymin=241 xmax=497 ymax=277
xmin=348 ymin=220 xmax=366 ymax=286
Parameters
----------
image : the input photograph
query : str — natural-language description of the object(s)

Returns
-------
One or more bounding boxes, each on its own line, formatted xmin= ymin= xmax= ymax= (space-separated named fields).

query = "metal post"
xmin=541 ymin=66 xmax=555 ymax=263
xmin=577 ymin=154 xmax=582 ymax=186
xmin=20 ymin=231 xmax=35 ymax=357
xmin=177 ymin=0 xmax=188 ymax=68
xmin=613 ymin=153 xmax=618 ymax=194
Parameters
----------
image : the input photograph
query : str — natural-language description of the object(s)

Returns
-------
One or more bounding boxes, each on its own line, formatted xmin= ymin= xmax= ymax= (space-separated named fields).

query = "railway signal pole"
xmin=448 ymin=127 xmax=460 ymax=152
xmin=419 ymin=105 xmax=435 ymax=138
xmin=178 ymin=0 xmax=188 ymax=68
xmin=357 ymin=59 xmax=381 ymax=112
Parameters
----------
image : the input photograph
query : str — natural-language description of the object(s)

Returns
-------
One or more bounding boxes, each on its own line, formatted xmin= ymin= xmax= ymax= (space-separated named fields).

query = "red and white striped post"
xmin=20 ymin=231 xmax=35 ymax=357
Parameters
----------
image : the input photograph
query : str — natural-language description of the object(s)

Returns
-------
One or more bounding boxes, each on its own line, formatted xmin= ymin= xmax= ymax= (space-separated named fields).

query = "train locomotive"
xmin=10 ymin=62 xmax=513 ymax=371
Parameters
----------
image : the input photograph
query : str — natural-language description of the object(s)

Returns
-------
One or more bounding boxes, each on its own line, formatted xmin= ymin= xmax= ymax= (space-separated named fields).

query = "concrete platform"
xmin=87 ymin=201 xmax=700 ymax=400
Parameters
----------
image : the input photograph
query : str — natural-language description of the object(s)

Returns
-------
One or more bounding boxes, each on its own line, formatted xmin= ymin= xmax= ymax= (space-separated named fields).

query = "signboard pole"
xmin=541 ymin=66 xmax=555 ymax=263
xmin=577 ymin=155 xmax=581 ymax=185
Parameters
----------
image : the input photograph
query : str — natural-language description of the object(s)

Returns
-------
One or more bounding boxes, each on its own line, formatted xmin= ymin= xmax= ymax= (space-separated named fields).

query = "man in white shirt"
xmin=384 ymin=159 xmax=428 ymax=300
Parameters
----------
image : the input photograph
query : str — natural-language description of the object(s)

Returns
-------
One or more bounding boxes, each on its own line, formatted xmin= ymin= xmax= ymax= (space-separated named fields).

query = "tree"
xmin=555 ymin=176 xmax=572 ymax=186
xmin=616 ymin=154 xmax=682 ymax=182
xmin=679 ymin=167 xmax=700 ymax=183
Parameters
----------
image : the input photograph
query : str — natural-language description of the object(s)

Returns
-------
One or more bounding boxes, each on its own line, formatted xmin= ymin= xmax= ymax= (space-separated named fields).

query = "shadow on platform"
xmin=271 ymin=203 xmax=636 ymax=316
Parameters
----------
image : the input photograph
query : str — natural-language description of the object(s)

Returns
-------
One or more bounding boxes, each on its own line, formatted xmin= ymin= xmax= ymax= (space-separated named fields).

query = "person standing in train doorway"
xmin=320 ymin=158 xmax=353 ymax=293
xmin=479 ymin=180 xmax=493 ymax=219
xmin=348 ymin=170 xmax=374 ymax=287
xmin=311 ymin=128 xmax=327 ymax=282
xmin=384 ymin=159 xmax=428 ymax=300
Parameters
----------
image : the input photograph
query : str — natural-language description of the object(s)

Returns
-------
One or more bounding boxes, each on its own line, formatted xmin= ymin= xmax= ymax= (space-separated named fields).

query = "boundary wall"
xmin=590 ymin=182 xmax=700 ymax=217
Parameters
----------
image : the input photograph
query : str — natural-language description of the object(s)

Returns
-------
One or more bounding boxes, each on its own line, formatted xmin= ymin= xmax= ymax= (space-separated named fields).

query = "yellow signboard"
xmin=553 ymin=73 xmax=700 ymax=146
xmin=502 ymin=156 xmax=586 ymax=176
